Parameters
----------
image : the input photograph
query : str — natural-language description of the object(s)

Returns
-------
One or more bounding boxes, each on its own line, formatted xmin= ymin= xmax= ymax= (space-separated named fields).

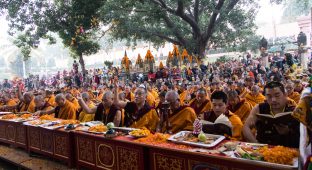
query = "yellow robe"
xmin=5 ymin=99 xmax=17 ymax=112
xmin=162 ymin=106 xmax=196 ymax=134
xmin=245 ymin=93 xmax=265 ymax=107
xmin=229 ymin=100 xmax=253 ymax=123
xmin=78 ymin=102 xmax=96 ymax=122
xmin=130 ymin=109 xmax=159 ymax=132
xmin=288 ymin=92 xmax=301 ymax=104
xmin=6 ymin=99 xmax=17 ymax=106
xmin=125 ymin=92 xmax=135 ymax=102
xmin=228 ymin=112 xmax=244 ymax=141
xmin=45 ymin=95 xmax=57 ymax=107
xmin=96 ymin=92 xmax=104 ymax=102
xmin=69 ymin=98 xmax=80 ymax=110
xmin=239 ymin=88 xmax=248 ymax=99
xmin=56 ymin=101 xmax=76 ymax=120
xmin=292 ymin=95 xmax=311 ymax=129
xmin=146 ymin=92 xmax=156 ymax=107
xmin=180 ymin=90 xmax=192 ymax=105
xmin=19 ymin=99 xmax=36 ymax=113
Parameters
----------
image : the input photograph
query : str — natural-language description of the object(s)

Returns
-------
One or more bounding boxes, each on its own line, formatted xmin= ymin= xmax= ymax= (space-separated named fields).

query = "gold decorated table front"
xmin=0 ymin=120 xmax=27 ymax=149
xmin=74 ymin=132 xmax=298 ymax=170
xmin=26 ymin=125 xmax=74 ymax=167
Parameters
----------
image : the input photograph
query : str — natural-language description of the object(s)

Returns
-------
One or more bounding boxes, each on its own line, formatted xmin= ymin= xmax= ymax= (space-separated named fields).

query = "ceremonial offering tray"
xmin=168 ymin=131 xmax=225 ymax=148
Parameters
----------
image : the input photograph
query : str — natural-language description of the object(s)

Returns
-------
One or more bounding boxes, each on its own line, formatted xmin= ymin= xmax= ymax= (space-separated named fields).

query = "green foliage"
xmin=104 ymin=60 xmax=113 ymax=69
xmin=1 ymin=0 xmax=104 ymax=73
xmin=216 ymin=55 xmax=231 ymax=63
xmin=281 ymin=0 xmax=312 ymax=23
xmin=99 ymin=0 xmax=259 ymax=57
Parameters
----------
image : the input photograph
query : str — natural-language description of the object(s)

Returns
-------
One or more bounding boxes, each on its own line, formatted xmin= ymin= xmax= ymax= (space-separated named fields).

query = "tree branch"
xmin=139 ymin=29 xmax=182 ymax=45
xmin=186 ymin=7 xmax=193 ymax=17
xmin=162 ymin=13 xmax=187 ymax=46
xmin=203 ymin=0 xmax=226 ymax=42
xmin=194 ymin=0 xmax=199 ymax=22
xmin=150 ymin=0 xmax=201 ymax=36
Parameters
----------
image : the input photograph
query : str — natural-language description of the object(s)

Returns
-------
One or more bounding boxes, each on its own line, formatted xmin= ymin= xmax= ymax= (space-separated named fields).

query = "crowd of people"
xmin=0 ymin=52 xmax=312 ymax=168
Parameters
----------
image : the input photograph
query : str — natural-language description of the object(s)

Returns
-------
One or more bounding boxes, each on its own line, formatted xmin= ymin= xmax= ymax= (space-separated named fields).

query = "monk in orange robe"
xmin=202 ymin=91 xmax=243 ymax=140
xmin=34 ymin=95 xmax=54 ymax=112
xmin=227 ymin=90 xmax=253 ymax=123
xmin=189 ymin=88 xmax=212 ymax=117
xmin=114 ymin=83 xmax=159 ymax=131
xmin=158 ymin=91 xmax=196 ymax=134
xmin=285 ymin=82 xmax=300 ymax=104
xmin=38 ymin=94 xmax=76 ymax=120
xmin=245 ymin=85 xmax=265 ymax=107
xmin=0 ymin=92 xmax=36 ymax=113
xmin=125 ymin=86 xmax=134 ymax=102
xmin=45 ymin=90 xmax=57 ymax=107
xmin=65 ymin=93 xmax=80 ymax=110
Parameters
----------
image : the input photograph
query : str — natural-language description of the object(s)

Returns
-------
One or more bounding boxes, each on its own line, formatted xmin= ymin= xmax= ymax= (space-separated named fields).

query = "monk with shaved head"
xmin=38 ymin=94 xmax=77 ymax=120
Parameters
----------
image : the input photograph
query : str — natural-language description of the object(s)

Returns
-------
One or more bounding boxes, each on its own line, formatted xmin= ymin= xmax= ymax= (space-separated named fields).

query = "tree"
xmin=104 ymin=60 xmax=113 ymax=69
xmin=0 ymin=0 xmax=104 ymax=78
xmin=100 ymin=0 xmax=258 ymax=58
xmin=281 ymin=0 xmax=312 ymax=23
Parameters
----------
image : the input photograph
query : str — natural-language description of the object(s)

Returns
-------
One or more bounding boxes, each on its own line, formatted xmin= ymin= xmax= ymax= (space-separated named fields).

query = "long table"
xmin=74 ymin=132 xmax=298 ymax=170
xmin=0 ymin=119 xmax=299 ymax=170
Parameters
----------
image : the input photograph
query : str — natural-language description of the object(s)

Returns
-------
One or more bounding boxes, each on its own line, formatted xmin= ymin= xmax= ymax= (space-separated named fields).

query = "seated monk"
xmin=38 ymin=94 xmax=77 ymax=120
xmin=77 ymin=92 xmax=96 ymax=122
xmin=202 ymin=91 xmax=243 ymax=140
xmin=0 ymin=91 xmax=36 ymax=113
xmin=245 ymin=85 xmax=265 ymax=107
xmin=78 ymin=91 xmax=121 ymax=126
xmin=179 ymin=86 xmax=191 ymax=105
xmin=227 ymin=90 xmax=253 ymax=123
xmin=243 ymin=81 xmax=299 ymax=148
xmin=118 ymin=92 xmax=129 ymax=102
xmin=114 ymin=81 xmax=159 ymax=131
xmin=285 ymin=82 xmax=300 ymax=104
xmin=125 ymin=86 xmax=134 ymax=102
xmin=65 ymin=93 xmax=80 ymax=110
xmin=44 ymin=90 xmax=57 ymax=107
xmin=158 ymin=90 xmax=196 ymax=134
xmin=0 ymin=94 xmax=17 ymax=112
xmin=189 ymin=88 xmax=212 ymax=118
xmin=34 ymin=95 xmax=54 ymax=112
xmin=237 ymin=82 xmax=249 ymax=98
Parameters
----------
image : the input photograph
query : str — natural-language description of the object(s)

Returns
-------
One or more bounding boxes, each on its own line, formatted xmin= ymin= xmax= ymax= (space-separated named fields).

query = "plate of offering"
xmin=87 ymin=124 xmax=108 ymax=134
xmin=129 ymin=129 xmax=151 ymax=138
xmin=168 ymin=131 xmax=225 ymax=148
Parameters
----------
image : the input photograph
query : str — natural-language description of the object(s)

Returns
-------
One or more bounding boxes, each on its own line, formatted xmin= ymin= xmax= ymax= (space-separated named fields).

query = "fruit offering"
xmin=1 ymin=114 xmax=18 ymax=120
xmin=258 ymin=146 xmax=298 ymax=165
xmin=39 ymin=115 xmax=56 ymax=121
xmin=88 ymin=125 xmax=108 ymax=133
xmin=107 ymin=122 xmax=115 ymax=129
xmin=198 ymin=132 xmax=207 ymax=142
xmin=136 ymin=133 xmax=170 ymax=144
xmin=20 ymin=114 xmax=32 ymax=119
xmin=129 ymin=129 xmax=151 ymax=137
xmin=60 ymin=120 xmax=80 ymax=125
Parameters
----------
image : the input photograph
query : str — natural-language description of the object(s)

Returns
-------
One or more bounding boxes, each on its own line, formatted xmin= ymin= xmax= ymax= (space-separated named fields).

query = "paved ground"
xmin=0 ymin=145 xmax=76 ymax=170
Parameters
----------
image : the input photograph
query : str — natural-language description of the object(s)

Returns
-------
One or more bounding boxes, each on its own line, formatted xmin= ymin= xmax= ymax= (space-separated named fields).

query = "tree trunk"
xmin=78 ymin=53 xmax=86 ymax=81
xmin=194 ymin=40 xmax=206 ymax=61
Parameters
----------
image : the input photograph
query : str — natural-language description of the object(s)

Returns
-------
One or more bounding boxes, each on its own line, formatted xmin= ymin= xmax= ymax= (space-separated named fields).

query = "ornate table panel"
xmin=75 ymin=132 xmax=145 ymax=170
xmin=0 ymin=120 xmax=27 ymax=149
xmin=26 ymin=126 xmax=74 ymax=167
